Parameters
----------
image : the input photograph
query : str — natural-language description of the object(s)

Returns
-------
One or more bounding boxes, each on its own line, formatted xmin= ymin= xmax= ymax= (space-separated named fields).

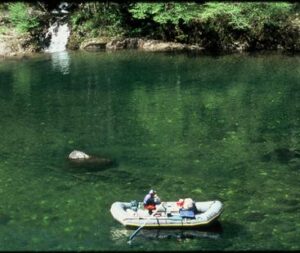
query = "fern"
xmin=8 ymin=3 xmax=39 ymax=33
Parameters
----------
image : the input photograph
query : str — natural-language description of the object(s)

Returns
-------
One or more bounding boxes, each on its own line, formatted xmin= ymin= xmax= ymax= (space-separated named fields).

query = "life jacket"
xmin=177 ymin=198 xmax=194 ymax=210
xmin=144 ymin=204 xmax=156 ymax=210
xmin=176 ymin=199 xmax=184 ymax=207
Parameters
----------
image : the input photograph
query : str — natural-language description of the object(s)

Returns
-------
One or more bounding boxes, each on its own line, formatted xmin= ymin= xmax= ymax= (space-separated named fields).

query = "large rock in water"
xmin=68 ymin=150 xmax=90 ymax=159
xmin=68 ymin=150 xmax=115 ymax=171
xmin=80 ymin=37 xmax=111 ymax=51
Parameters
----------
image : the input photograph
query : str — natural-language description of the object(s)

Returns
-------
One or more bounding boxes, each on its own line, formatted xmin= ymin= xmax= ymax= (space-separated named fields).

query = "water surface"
xmin=0 ymin=50 xmax=299 ymax=250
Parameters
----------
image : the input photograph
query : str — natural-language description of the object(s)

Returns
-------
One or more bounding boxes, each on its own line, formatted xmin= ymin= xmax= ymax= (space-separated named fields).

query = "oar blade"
xmin=127 ymin=209 xmax=158 ymax=243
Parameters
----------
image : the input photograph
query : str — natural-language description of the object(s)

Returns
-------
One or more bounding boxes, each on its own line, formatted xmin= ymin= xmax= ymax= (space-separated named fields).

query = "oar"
xmin=127 ymin=209 xmax=158 ymax=244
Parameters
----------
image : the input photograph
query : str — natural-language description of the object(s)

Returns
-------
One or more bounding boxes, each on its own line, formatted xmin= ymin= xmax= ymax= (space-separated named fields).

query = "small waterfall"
xmin=45 ymin=22 xmax=70 ymax=53
xmin=44 ymin=2 xmax=71 ymax=53
xmin=44 ymin=22 xmax=71 ymax=75
xmin=44 ymin=2 xmax=71 ymax=75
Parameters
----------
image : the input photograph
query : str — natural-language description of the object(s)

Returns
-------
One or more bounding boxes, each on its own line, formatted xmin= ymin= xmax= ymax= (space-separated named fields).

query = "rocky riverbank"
xmin=1 ymin=28 xmax=300 ymax=58
xmin=0 ymin=31 xmax=39 ymax=58
xmin=75 ymin=37 xmax=204 ymax=52
xmin=66 ymin=14 xmax=300 ymax=54
xmin=1 ymin=2 xmax=299 ymax=58
xmin=1 ymin=33 xmax=300 ymax=59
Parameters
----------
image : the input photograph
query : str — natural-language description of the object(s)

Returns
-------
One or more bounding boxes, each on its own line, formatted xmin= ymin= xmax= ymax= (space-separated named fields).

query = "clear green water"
xmin=0 ymin=50 xmax=299 ymax=251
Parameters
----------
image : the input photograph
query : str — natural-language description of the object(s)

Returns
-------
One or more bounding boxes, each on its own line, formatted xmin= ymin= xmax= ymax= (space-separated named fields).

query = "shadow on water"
xmin=66 ymin=158 xmax=118 ymax=173
xmin=63 ymin=152 xmax=118 ymax=173
xmin=111 ymin=221 xmax=224 ymax=242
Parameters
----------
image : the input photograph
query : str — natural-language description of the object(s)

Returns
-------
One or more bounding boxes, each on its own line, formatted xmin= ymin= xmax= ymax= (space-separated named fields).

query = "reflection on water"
xmin=50 ymin=51 xmax=70 ymax=75
xmin=111 ymin=223 xmax=222 ymax=243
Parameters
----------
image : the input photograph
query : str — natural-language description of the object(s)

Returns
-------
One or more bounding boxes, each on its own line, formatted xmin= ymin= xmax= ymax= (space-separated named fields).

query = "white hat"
xmin=149 ymin=189 xmax=155 ymax=194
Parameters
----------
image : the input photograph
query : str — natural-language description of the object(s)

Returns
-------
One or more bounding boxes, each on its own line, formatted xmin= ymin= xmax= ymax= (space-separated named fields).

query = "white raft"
xmin=110 ymin=200 xmax=223 ymax=228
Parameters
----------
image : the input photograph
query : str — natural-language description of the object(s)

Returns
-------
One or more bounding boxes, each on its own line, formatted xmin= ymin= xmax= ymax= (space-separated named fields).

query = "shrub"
xmin=70 ymin=3 xmax=125 ymax=37
xmin=8 ymin=2 xmax=39 ymax=33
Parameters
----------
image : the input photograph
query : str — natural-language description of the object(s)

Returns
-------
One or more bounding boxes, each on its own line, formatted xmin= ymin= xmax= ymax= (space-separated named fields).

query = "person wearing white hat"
xmin=143 ymin=189 xmax=160 ymax=214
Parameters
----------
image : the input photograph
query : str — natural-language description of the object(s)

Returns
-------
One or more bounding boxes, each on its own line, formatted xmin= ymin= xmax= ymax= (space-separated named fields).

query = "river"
xmin=0 ymin=50 xmax=299 ymax=250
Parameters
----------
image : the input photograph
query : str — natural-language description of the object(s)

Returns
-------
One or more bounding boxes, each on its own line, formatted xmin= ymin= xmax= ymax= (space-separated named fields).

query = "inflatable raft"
xmin=110 ymin=200 xmax=223 ymax=228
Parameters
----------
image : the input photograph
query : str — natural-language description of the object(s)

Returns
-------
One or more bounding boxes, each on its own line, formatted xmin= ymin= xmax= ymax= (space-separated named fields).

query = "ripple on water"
xmin=244 ymin=211 xmax=266 ymax=222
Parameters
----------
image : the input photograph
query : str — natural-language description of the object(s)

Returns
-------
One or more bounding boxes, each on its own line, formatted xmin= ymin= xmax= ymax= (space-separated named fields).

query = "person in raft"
xmin=176 ymin=198 xmax=197 ymax=212
xmin=143 ymin=189 xmax=161 ymax=214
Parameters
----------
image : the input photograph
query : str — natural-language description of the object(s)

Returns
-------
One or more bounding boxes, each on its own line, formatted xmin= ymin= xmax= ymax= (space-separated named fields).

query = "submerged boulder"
xmin=67 ymin=150 xmax=115 ymax=172
xmin=262 ymin=147 xmax=300 ymax=166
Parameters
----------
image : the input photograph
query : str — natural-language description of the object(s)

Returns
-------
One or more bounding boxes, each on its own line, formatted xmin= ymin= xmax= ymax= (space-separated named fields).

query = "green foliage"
xmin=70 ymin=3 xmax=125 ymax=37
xmin=127 ymin=3 xmax=202 ymax=41
xmin=68 ymin=2 xmax=297 ymax=48
xmin=8 ymin=2 xmax=39 ymax=33
xmin=198 ymin=3 xmax=292 ymax=30
xmin=2 ymin=1 xmax=297 ymax=50
xmin=129 ymin=3 xmax=200 ymax=25
xmin=127 ymin=2 xmax=295 ymax=46
xmin=129 ymin=2 xmax=293 ymax=30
